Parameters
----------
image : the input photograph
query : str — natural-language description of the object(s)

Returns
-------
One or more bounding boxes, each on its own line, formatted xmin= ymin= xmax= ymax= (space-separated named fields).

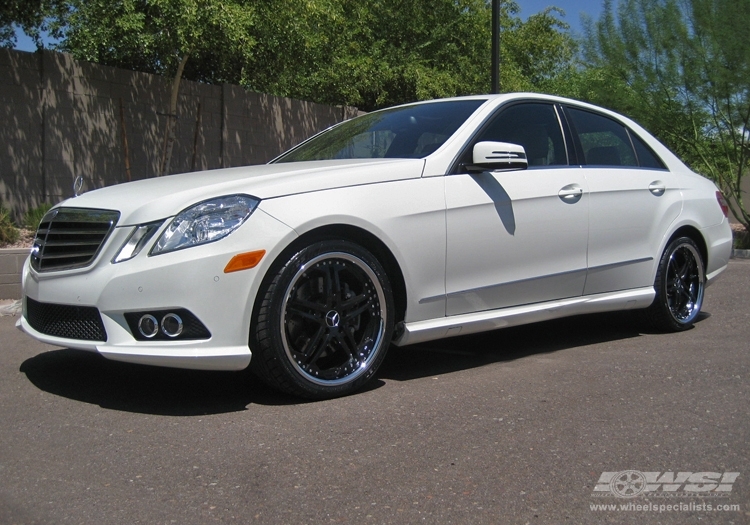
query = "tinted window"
xmin=275 ymin=99 xmax=485 ymax=162
xmin=473 ymin=103 xmax=567 ymax=166
xmin=566 ymin=107 xmax=637 ymax=167
xmin=629 ymin=130 xmax=667 ymax=169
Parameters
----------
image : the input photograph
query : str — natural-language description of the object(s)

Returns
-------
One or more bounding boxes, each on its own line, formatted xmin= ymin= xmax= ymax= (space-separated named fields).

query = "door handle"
xmin=558 ymin=184 xmax=583 ymax=203
xmin=649 ymin=181 xmax=666 ymax=196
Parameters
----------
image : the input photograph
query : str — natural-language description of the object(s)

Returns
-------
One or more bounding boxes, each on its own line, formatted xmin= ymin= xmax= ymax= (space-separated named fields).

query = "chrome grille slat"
xmin=38 ymin=252 xmax=98 ymax=260
xmin=31 ymin=208 xmax=120 ymax=272
xmin=42 ymin=230 xmax=112 ymax=236
xmin=40 ymin=241 xmax=103 ymax=247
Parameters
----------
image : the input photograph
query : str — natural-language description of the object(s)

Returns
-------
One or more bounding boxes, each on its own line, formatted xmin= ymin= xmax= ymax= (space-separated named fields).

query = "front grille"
xmin=31 ymin=208 xmax=120 ymax=272
xmin=25 ymin=297 xmax=108 ymax=342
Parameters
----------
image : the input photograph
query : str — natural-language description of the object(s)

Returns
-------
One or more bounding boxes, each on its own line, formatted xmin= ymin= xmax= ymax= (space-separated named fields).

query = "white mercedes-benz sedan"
xmin=18 ymin=93 xmax=733 ymax=399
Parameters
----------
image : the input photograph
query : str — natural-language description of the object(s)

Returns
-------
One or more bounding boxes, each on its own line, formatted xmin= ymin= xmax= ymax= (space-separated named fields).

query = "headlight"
xmin=151 ymin=195 xmax=260 ymax=256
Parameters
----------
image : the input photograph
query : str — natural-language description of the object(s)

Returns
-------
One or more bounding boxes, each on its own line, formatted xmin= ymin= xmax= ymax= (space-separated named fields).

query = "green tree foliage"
xmin=0 ymin=0 xmax=61 ymax=47
xmin=245 ymin=0 xmax=496 ymax=110
xmin=582 ymin=0 xmax=750 ymax=228
xmin=44 ymin=0 xmax=578 ymax=112
xmin=242 ymin=0 xmax=578 ymax=111
xmin=50 ymin=0 xmax=256 ymax=83
xmin=501 ymin=7 xmax=578 ymax=93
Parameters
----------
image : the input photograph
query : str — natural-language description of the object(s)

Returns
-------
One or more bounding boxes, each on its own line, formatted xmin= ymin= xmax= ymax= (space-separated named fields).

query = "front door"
xmin=445 ymin=102 xmax=589 ymax=316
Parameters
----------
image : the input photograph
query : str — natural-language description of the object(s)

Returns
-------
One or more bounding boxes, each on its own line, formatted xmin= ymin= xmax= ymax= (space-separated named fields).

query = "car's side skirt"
xmin=394 ymin=287 xmax=655 ymax=346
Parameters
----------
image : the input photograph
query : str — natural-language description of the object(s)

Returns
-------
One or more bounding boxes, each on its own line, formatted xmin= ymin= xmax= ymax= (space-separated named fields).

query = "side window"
xmin=472 ymin=103 xmax=568 ymax=167
xmin=566 ymin=107 xmax=637 ymax=167
xmin=629 ymin=130 xmax=667 ymax=169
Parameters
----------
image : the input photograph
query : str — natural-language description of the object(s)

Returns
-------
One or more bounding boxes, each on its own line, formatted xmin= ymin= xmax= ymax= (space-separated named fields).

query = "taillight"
xmin=716 ymin=191 xmax=729 ymax=218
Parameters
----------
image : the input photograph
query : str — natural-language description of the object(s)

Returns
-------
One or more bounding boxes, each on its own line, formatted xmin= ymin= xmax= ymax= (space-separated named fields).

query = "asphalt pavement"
xmin=1 ymin=259 xmax=749 ymax=524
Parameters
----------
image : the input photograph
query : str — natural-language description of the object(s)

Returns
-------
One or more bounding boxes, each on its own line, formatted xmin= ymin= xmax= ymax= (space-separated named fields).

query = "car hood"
xmin=60 ymin=159 xmax=426 ymax=226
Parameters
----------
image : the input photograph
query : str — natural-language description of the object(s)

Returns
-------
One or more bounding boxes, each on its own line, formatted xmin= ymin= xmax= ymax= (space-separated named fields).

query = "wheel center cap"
xmin=325 ymin=310 xmax=341 ymax=328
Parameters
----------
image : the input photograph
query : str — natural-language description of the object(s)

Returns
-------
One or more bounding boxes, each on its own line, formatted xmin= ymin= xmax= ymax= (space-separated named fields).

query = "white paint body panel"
xmin=66 ymin=159 xmax=426 ymax=225
xmin=445 ymin=168 xmax=588 ymax=315
xmin=259 ymin=175 xmax=448 ymax=323
xmin=583 ymin=167 xmax=683 ymax=295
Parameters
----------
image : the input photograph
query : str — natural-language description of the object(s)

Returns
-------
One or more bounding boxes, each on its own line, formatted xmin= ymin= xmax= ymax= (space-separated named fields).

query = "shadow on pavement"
xmin=379 ymin=310 xmax=659 ymax=381
xmin=19 ymin=349 xmax=300 ymax=416
xmin=20 ymin=309 xmax=695 ymax=415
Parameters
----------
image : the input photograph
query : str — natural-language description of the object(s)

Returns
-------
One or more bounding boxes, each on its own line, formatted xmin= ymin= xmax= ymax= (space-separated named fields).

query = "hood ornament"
xmin=73 ymin=175 xmax=85 ymax=197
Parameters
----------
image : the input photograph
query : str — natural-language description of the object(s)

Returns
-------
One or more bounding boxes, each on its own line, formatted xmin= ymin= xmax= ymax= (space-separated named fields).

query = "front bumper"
xmin=17 ymin=209 xmax=295 ymax=371
xmin=16 ymin=315 xmax=253 ymax=370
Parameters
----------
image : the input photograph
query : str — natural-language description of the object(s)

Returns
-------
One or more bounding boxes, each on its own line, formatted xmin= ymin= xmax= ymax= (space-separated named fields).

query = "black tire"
xmin=250 ymin=240 xmax=395 ymax=399
xmin=643 ymin=236 xmax=705 ymax=332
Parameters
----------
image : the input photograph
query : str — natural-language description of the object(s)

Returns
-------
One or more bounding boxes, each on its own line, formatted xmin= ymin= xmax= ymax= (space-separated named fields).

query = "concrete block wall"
xmin=0 ymin=48 xmax=360 ymax=220
xmin=0 ymin=50 xmax=44 ymax=216
xmin=0 ymin=249 xmax=28 ymax=299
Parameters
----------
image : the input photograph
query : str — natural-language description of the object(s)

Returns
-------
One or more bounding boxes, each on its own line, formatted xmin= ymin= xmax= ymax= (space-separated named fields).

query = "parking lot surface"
xmin=1 ymin=259 xmax=749 ymax=524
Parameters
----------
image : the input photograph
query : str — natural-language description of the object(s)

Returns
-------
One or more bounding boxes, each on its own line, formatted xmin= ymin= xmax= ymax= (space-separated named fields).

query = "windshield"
xmin=274 ymin=99 xmax=486 ymax=163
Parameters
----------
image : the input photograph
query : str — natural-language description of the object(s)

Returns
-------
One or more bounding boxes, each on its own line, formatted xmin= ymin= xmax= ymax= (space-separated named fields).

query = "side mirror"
xmin=471 ymin=141 xmax=528 ymax=171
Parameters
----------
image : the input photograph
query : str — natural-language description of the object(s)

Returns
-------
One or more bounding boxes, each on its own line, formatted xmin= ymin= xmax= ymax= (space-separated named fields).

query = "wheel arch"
xmin=250 ymin=223 xmax=408 ymax=332
xmin=665 ymin=225 xmax=708 ymax=272
xmin=644 ymin=226 xmax=707 ymax=332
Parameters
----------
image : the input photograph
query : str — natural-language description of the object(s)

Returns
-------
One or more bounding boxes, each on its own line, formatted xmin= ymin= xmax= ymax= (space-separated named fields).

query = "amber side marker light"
xmin=224 ymin=250 xmax=266 ymax=273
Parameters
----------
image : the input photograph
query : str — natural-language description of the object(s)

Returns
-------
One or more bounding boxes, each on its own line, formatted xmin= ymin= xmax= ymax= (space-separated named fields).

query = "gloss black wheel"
xmin=251 ymin=240 xmax=394 ymax=399
xmin=644 ymin=237 xmax=705 ymax=332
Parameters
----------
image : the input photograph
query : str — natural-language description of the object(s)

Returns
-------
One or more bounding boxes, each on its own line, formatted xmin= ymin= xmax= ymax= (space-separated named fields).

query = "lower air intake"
xmin=25 ymin=297 xmax=107 ymax=342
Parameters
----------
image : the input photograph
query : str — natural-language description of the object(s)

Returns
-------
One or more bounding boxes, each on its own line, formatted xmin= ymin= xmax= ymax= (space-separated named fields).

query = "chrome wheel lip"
xmin=665 ymin=242 xmax=705 ymax=324
xmin=280 ymin=252 xmax=387 ymax=387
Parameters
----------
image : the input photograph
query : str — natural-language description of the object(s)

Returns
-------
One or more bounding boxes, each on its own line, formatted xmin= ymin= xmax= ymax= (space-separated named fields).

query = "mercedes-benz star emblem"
xmin=325 ymin=310 xmax=341 ymax=328
xmin=73 ymin=175 xmax=84 ymax=197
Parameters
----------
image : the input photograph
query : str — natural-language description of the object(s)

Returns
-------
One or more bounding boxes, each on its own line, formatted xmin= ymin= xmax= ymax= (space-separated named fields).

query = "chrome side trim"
xmin=395 ymin=287 xmax=655 ymax=346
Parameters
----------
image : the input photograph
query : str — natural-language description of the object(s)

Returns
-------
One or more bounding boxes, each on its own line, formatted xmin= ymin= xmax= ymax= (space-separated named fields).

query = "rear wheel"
xmin=251 ymin=240 xmax=394 ymax=399
xmin=644 ymin=237 xmax=705 ymax=332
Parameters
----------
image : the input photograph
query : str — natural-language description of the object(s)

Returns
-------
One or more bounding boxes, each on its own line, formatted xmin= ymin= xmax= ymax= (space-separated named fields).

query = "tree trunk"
xmin=159 ymin=53 xmax=190 ymax=176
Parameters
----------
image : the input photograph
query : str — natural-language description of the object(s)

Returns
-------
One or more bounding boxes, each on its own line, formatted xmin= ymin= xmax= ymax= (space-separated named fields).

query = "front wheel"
xmin=250 ymin=240 xmax=394 ymax=399
xmin=643 ymin=236 xmax=705 ymax=332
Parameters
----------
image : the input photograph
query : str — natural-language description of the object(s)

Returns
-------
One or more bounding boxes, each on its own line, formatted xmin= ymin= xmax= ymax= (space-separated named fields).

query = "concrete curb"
xmin=732 ymin=248 xmax=750 ymax=259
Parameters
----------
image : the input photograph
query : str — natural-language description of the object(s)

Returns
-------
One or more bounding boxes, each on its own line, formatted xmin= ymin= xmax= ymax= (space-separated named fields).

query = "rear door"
xmin=563 ymin=106 xmax=682 ymax=295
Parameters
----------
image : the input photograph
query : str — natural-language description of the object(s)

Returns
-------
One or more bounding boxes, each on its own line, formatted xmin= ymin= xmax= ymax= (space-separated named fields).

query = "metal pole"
xmin=491 ymin=0 xmax=500 ymax=94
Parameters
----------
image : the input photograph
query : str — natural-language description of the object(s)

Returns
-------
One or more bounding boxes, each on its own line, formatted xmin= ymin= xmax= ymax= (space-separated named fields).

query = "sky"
xmin=12 ymin=0 xmax=604 ymax=53
xmin=517 ymin=0 xmax=603 ymax=33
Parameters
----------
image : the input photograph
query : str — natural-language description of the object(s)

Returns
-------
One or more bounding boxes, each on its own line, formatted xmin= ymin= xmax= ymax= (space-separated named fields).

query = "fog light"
xmin=138 ymin=314 xmax=159 ymax=338
xmin=125 ymin=308 xmax=210 ymax=341
xmin=161 ymin=313 xmax=184 ymax=338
